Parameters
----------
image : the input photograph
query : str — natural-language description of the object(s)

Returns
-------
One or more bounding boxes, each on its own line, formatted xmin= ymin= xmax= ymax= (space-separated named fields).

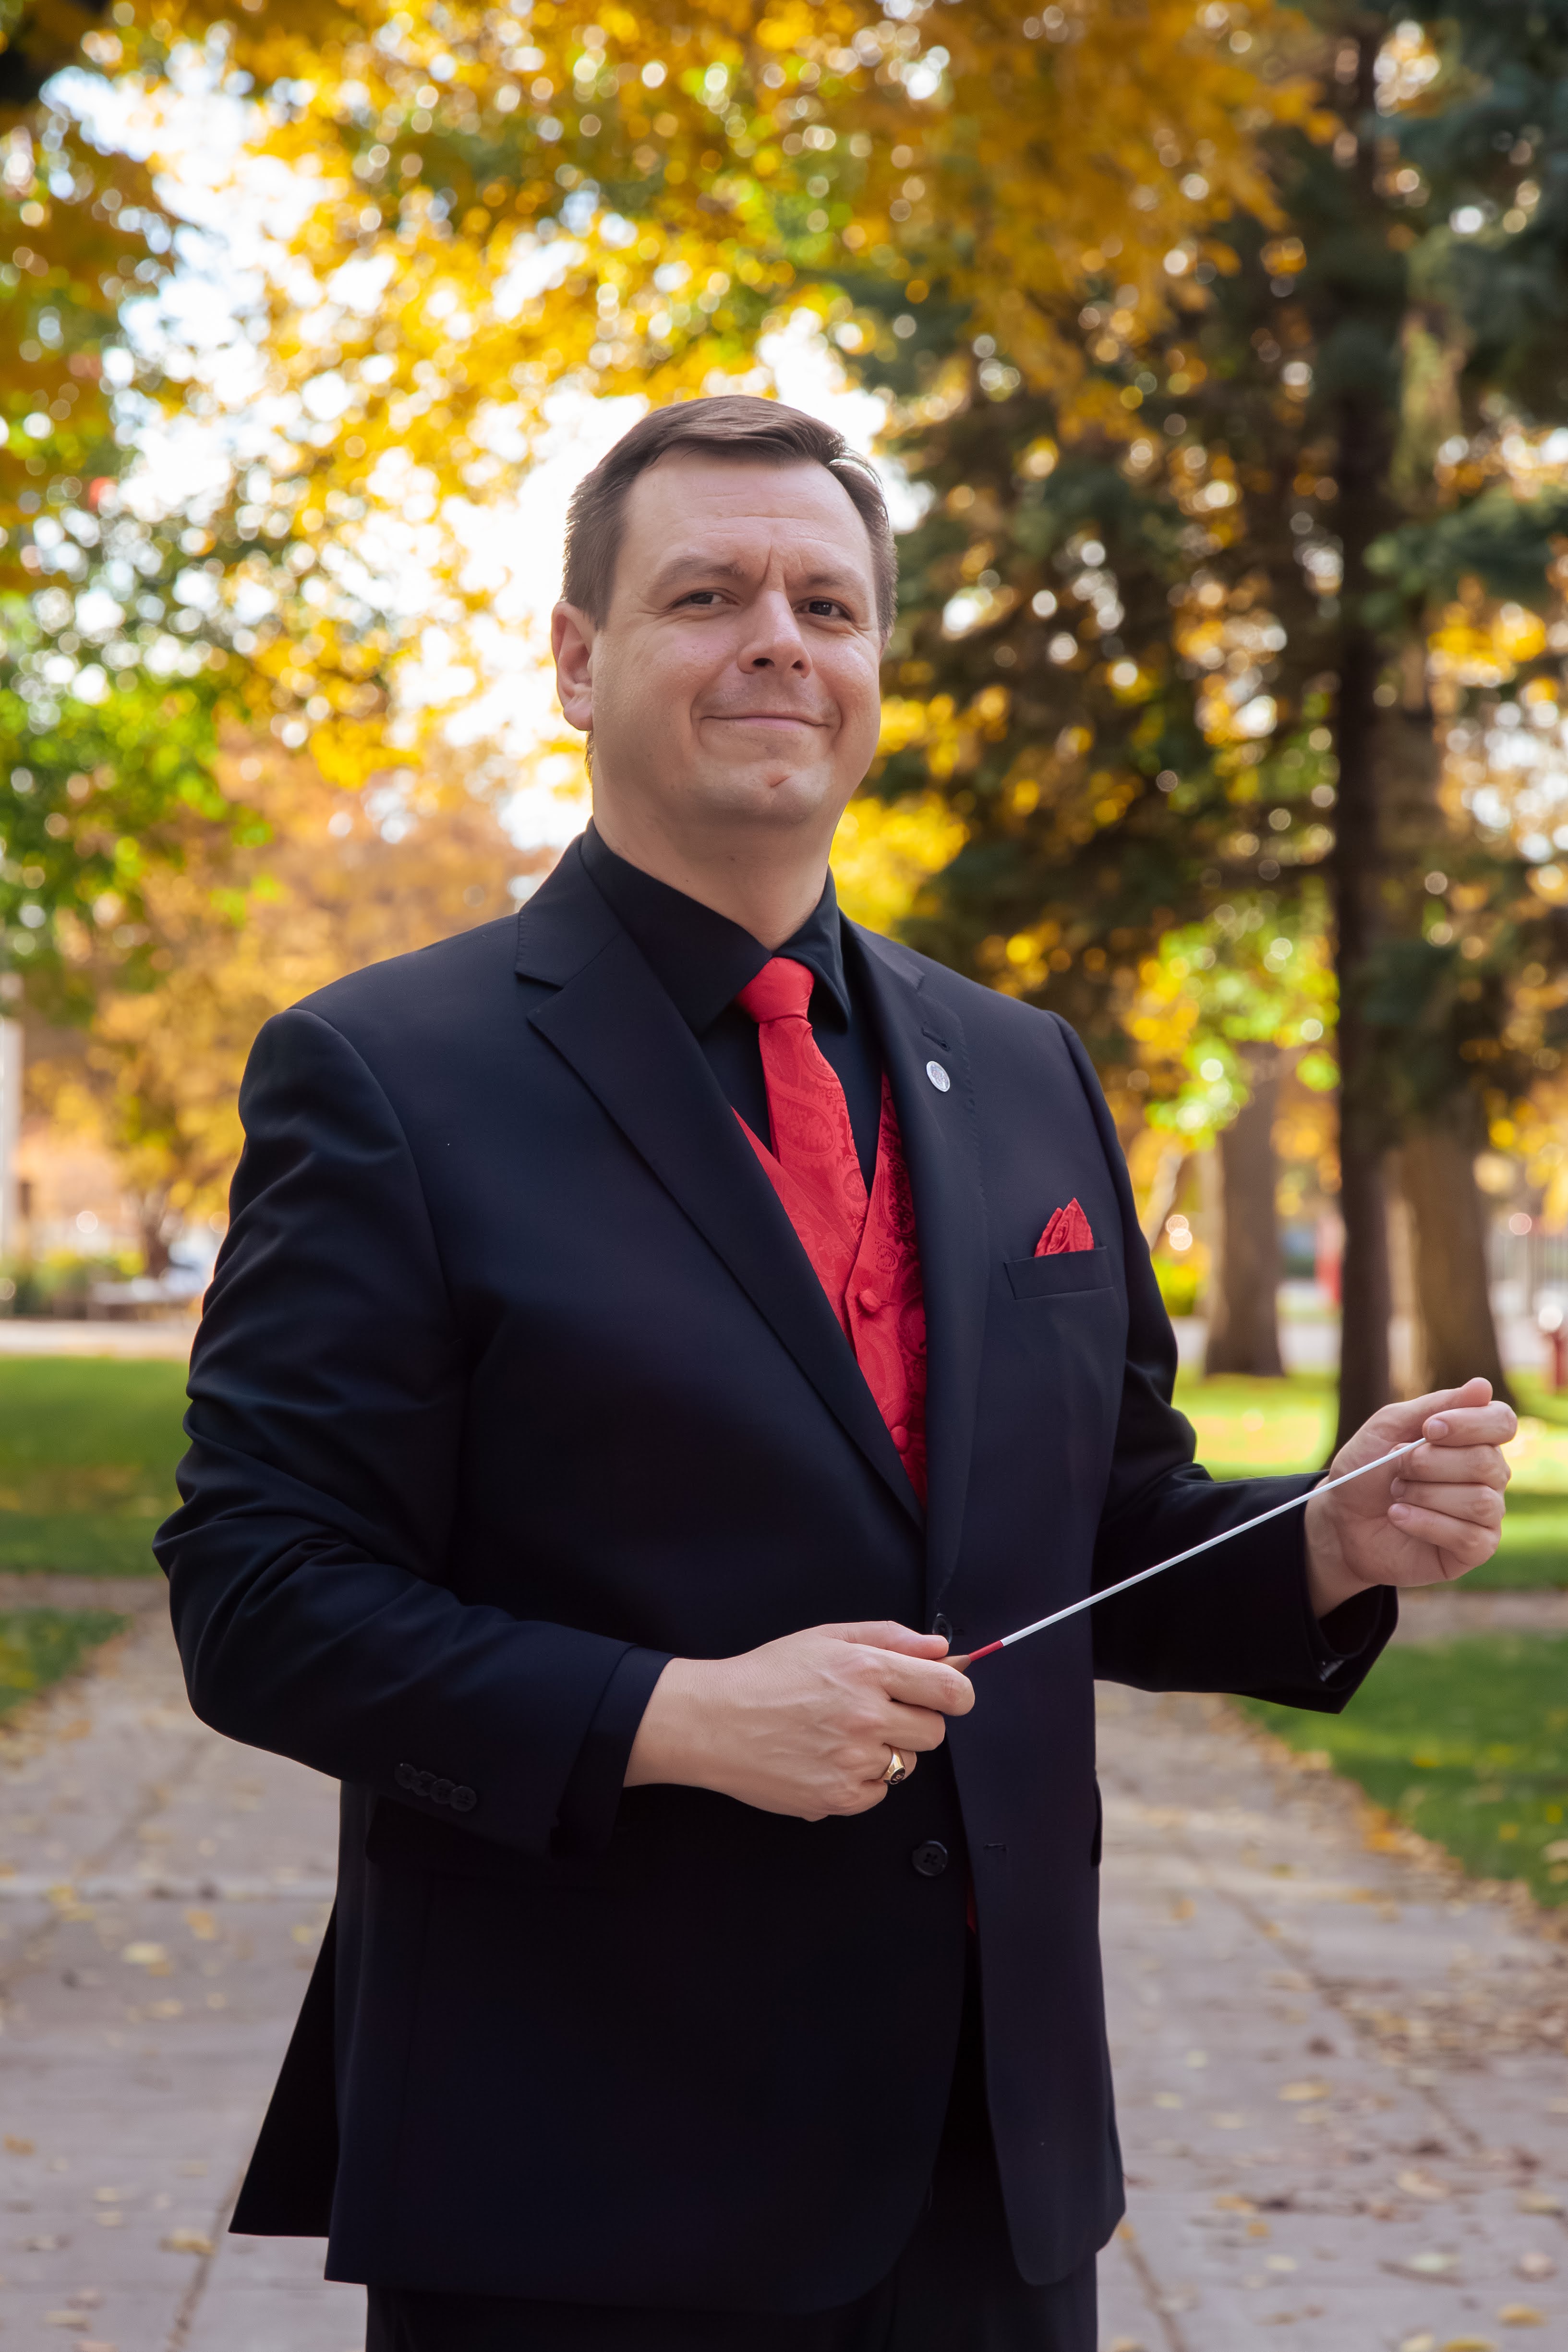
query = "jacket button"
xmin=932 ymin=1614 xmax=952 ymax=1643
xmin=395 ymin=1763 xmax=418 ymax=1791
xmin=431 ymin=1778 xmax=454 ymax=1806
xmin=450 ymin=1786 xmax=476 ymax=1814
xmin=911 ymin=1841 xmax=949 ymax=1878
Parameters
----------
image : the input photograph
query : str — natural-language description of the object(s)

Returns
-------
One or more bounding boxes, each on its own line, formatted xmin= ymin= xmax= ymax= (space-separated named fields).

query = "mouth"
xmin=704 ymin=712 xmax=827 ymax=731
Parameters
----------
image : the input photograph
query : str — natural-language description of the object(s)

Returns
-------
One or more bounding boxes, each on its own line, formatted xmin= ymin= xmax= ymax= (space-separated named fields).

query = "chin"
xmin=690 ymin=763 xmax=843 ymax=826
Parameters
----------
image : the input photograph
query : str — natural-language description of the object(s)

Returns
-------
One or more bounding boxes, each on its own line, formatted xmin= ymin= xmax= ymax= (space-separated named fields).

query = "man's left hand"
xmin=1303 ymin=1376 xmax=1517 ymax=1619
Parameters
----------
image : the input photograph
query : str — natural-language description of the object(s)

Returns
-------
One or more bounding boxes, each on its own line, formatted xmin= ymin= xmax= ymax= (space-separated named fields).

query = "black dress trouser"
xmin=365 ymin=1966 xmax=1098 ymax=2352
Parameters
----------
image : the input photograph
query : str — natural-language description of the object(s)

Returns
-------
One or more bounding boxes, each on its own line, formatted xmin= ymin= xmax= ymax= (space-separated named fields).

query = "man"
xmin=158 ymin=395 xmax=1513 ymax=2352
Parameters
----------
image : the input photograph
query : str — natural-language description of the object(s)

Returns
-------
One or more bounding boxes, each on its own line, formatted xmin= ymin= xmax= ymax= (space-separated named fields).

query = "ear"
xmin=551 ymin=602 xmax=596 ymax=733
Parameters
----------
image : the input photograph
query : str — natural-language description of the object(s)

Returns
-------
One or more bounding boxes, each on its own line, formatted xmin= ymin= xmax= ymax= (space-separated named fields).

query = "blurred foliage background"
xmin=15 ymin=0 xmax=1568 ymax=1926
xmin=5 ymin=0 xmax=1568 ymax=1443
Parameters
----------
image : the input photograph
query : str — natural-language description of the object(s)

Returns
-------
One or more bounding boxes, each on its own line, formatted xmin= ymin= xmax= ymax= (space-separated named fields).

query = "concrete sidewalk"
xmin=1 ymin=1594 xmax=1565 ymax=2351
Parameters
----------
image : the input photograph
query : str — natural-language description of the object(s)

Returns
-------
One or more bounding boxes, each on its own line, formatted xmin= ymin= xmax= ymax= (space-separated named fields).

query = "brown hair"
xmin=561 ymin=394 xmax=898 ymax=638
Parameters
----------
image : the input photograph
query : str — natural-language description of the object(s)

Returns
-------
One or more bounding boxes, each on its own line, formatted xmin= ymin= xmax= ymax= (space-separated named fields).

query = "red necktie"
xmin=736 ymin=957 xmax=929 ymax=1503
xmin=735 ymin=958 xmax=867 ymax=1335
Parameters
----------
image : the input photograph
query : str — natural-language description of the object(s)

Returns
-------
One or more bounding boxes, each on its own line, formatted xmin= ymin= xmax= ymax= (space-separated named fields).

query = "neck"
xmin=590 ymin=801 xmax=832 ymax=949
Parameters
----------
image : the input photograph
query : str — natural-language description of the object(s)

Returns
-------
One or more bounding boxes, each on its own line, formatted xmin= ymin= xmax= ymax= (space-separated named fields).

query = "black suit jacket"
xmin=157 ymin=839 xmax=1392 ymax=2309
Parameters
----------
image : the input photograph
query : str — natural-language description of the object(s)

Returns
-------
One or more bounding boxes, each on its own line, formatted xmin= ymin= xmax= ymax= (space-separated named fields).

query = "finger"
xmin=837 ymin=1621 xmax=951 ymax=1659
xmin=881 ymin=1700 xmax=953 ymax=1754
xmin=1406 ymin=1376 xmax=1495 ymax=1420
xmin=1385 ymin=1500 xmax=1503 ymax=1563
xmin=1393 ymin=1443 xmax=1511 ymax=1491
xmin=1421 ymin=1404 xmax=1518 ymax=1450
xmin=1388 ymin=1481 xmax=1504 ymax=1529
xmin=878 ymin=1655 xmax=977 ymax=1716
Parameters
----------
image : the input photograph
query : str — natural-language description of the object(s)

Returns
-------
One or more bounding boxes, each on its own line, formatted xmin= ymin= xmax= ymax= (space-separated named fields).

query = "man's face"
xmin=552 ymin=450 xmax=885 ymax=853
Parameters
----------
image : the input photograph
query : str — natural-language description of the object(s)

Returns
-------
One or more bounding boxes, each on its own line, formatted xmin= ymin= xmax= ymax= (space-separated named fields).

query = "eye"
xmin=674 ymin=589 xmax=725 ymax=607
xmin=802 ymin=597 xmax=851 ymax=619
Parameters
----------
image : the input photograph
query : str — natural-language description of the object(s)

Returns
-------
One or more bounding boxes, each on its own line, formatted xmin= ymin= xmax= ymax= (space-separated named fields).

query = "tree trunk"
xmin=1329 ymin=28 xmax=1399 ymax=1454
xmin=1400 ymin=1115 xmax=1516 ymax=1406
xmin=135 ymin=1194 xmax=174 ymax=1278
xmin=1331 ymin=527 xmax=1394 ymax=1446
xmin=1204 ymin=1046 xmax=1284 ymax=1377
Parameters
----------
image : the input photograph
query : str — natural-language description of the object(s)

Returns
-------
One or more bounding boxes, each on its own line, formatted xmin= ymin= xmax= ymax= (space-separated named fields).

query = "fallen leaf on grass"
xmin=1279 ymin=2079 xmax=1330 ymax=2103
xmin=1517 ymin=2190 xmax=1563 ymax=2215
xmin=4 ymin=2134 xmax=34 ymax=2153
xmin=1403 ymin=2248 xmax=1461 ymax=2276
xmin=1497 ymin=2310 xmax=1545 ymax=2328
xmin=1517 ymin=2252 xmax=1556 ymax=2280
xmin=160 ymin=2229 xmax=212 ymax=2255
xmin=1397 ymin=2336 xmax=1435 ymax=2352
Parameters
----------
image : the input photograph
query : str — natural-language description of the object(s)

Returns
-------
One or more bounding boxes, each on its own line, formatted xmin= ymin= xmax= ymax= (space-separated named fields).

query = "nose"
xmin=738 ymin=588 xmax=811 ymax=674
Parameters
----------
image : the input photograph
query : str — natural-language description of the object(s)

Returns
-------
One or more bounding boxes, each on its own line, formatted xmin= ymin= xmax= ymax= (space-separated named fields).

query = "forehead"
xmin=617 ymin=450 xmax=877 ymax=590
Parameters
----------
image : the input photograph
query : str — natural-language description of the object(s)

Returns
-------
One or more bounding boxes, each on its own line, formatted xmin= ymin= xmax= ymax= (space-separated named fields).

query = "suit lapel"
xmin=852 ymin=929 xmax=990 ymax=1603
xmin=518 ymin=849 xmax=920 ymax=1528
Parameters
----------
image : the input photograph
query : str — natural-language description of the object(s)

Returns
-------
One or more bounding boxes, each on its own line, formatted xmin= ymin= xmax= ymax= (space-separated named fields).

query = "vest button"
xmin=925 ymin=1060 xmax=951 ymax=1093
xmin=932 ymin=1613 xmax=953 ymax=1643
xmin=857 ymin=1287 xmax=882 ymax=1314
xmin=911 ymin=1842 xmax=949 ymax=1878
xmin=891 ymin=1425 xmax=908 ymax=1451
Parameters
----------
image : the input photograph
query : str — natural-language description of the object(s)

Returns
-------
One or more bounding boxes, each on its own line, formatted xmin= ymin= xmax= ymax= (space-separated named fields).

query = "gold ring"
xmin=883 ymin=1750 xmax=908 ymax=1786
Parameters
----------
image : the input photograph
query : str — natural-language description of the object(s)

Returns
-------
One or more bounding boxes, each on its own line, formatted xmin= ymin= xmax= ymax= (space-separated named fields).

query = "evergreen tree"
xmin=864 ymin=3 xmax=1568 ymax=1433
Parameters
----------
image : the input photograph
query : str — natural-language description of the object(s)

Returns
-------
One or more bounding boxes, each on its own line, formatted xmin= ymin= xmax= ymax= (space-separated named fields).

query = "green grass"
xmin=1176 ymin=1370 xmax=1568 ymax=1588
xmin=1240 ymin=1635 xmax=1568 ymax=1908
xmin=0 ymin=1607 xmax=128 ymax=1721
xmin=0 ymin=1358 xmax=188 ymax=1576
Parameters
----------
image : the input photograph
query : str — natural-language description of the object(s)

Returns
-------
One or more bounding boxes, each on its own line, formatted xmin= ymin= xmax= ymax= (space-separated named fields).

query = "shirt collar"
xmin=579 ymin=821 xmax=852 ymax=1035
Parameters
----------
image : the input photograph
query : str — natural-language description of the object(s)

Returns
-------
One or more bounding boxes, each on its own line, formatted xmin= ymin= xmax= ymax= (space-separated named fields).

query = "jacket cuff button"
xmin=395 ymin=1762 xmax=418 ymax=1791
xmin=431 ymin=1778 xmax=455 ymax=1806
xmin=451 ymin=1786 xmax=477 ymax=1814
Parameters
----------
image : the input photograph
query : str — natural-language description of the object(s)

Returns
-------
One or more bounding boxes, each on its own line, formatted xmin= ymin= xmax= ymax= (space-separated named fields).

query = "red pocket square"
xmin=1035 ymin=1198 xmax=1095 ymax=1256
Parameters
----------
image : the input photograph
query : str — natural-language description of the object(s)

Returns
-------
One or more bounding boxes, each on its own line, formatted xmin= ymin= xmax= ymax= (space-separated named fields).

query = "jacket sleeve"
xmin=1047 ymin=1020 xmax=1397 ymax=1711
xmin=156 ymin=1004 xmax=668 ymax=1861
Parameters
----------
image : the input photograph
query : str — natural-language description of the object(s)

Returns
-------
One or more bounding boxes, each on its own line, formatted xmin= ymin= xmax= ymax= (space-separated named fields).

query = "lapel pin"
xmin=925 ymin=1060 xmax=951 ymax=1093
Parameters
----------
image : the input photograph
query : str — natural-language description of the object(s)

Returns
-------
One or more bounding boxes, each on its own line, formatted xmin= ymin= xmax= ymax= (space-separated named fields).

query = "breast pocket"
xmin=1005 ymin=1246 xmax=1114 ymax=1301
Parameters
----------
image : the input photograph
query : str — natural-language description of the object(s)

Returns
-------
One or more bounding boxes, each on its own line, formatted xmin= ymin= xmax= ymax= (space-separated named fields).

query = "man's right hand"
xmin=624 ymin=1622 xmax=976 ymax=1820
